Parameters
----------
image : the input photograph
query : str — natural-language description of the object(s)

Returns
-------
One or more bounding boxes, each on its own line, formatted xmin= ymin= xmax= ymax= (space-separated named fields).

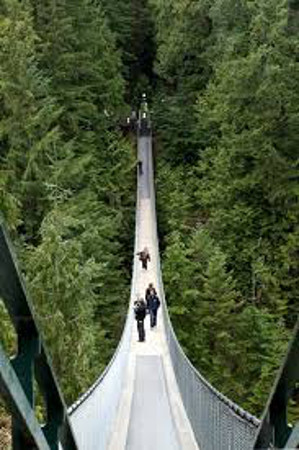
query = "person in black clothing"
xmin=147 ymin=289 xmax=160 ymax=328
xmin=134 ymin=298 xmax=147 ymax=341
xmin=137 ymin=160 xmax=143 ymax=175
xmin=145 ymin=283 xmax=157 ymax=306
xmin=136 ymin=247 xmax=150 ymax=270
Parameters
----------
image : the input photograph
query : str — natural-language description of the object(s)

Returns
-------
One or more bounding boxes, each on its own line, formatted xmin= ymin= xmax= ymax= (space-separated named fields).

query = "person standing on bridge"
xmin=134 ymin=298 xmax=147 ymax=342
xmin=140 ymin=93 xmax=148 ymax=117
xmin=145 ymin=283 xmax=157 ymax=307
xmin=137 ymin=247 xmax=150 ymax=270
xmin=147 ymin=289 xmax=160 ymax=328
xmin=137 ymin=159 xmax=143 ymax=175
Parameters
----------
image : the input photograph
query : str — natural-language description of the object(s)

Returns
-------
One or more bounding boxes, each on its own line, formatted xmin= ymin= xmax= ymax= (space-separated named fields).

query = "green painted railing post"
xmin=11 ymin=328 xmax=40 ymax=449
xmin=0 ymin=219 xmax=79 ymax=450
xmin=12 ymin=332 xmax=39 ymax=405
xmin=35 ymin=350 xmax=64 ymax=450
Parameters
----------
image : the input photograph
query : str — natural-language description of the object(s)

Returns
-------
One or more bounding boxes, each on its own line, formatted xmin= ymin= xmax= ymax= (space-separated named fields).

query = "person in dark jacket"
xmin=137 ymin=159 xmax=143 ymax=175
xmin=136 ymin=247 xmax=150 ymax=270
xmin=134 ymin=298 xmax=147 ymax=341
xmin=147 ymin=291 xmax=160 ymax=328
xmin=145 ymin=283 xmax=157 ymax=307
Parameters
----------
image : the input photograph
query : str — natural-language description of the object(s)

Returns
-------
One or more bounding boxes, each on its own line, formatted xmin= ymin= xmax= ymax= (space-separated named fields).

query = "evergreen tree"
xmin=0 ymin=0 xmax=136 ymax=407
xmin=102 ymin=0 xmax=156 ymax=103
xmin=151 ymin=0 xmax=212 ymax=164
xmin=154 ymin=0 xmax=298 ymax=416
xmin=24 ymin=210 xmax=102 ymax=400
xmin=1 ymin=0 xmax=298 ymax=426
xmin=196 ymin=0 xmax=299 ymax=317
xmin=0 ymin=0 xmax=61 ymax=237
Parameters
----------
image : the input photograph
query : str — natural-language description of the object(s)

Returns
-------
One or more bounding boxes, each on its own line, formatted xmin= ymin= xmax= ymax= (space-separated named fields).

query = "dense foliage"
xmin=0 ymin=0 xmax=298 ymax=440
xmin=152 ymin=0 xmax=299 ymax=415
xmin=101 ymin=0 xmax=156 ymax=104
xmin=0 ymin=0 xmax=135 ymax=408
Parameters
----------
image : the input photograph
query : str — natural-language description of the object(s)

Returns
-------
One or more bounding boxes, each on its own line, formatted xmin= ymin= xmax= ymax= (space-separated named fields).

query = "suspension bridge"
xmin=0 ymin=106 xmax=298 ymax=450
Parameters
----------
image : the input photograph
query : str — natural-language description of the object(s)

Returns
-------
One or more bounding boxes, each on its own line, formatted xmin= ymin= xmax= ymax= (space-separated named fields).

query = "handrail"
xmin=2 ymin=105 xmax=298 ymax=450
xmin=146 ymin=114 xmax=299 ymax=449
xmin=0 ymin=220 xmax=78 ymax=450
xmin=164 ymin=300 xmax=260 ymax=424
xmin=143 ymin=116 xmax=260 ymax=449
xmin=67 ymin=130 xmax=141 ymax=450
xmin=4 ymin=109 xmax=296 ymax=450
xmin=69 ymin=96 xmax=151 ymax=418
xmin=69 ymin=137 xmax=142 ymax=416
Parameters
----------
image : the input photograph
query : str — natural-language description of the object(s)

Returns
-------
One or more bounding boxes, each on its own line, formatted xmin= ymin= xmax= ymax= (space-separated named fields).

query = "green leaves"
xmin=101 ymin=0 xmax=156 ymax=103
xmin=23 ymin=209 xmax=105 ymax=400
xmin=0 ymin=0 xmax=135 ymax=406
xmin=0 ymin=0 xmax=62 ymax=238
xmin=154 ymin=0 xmax=298 ymax=416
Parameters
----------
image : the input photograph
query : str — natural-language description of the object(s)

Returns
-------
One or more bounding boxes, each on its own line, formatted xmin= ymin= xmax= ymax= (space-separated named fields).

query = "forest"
xmin=0 ymin=0 xmax=298 ymax=445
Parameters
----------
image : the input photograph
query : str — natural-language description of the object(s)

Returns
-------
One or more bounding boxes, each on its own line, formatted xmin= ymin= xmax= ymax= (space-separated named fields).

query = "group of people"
xmin=134 ymin=283 xmax=161 ymax=342
xmin=125 ymin=93 xmax=149 ymax=133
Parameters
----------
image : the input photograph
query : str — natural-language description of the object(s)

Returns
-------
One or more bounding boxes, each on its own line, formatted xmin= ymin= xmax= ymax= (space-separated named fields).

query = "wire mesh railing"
xmin=67 ymin=137 xmax=142 ymax=450
xmin=67 ymin=117 xmax=260 ymax=450
xmin=145 ymin=128 xmax=260 ymax=450
xmin=3 ymin=109 xmax=297 ymax=450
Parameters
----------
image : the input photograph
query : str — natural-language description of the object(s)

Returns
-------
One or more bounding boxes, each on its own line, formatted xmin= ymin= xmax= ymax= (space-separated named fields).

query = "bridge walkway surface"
xmin=107 ymin=135 xmax=199 ymax=450
xmin=1 ymin=107 xmax=298 ymax=449
xmin=68 ymin=129 xmax=259 ymax=450
xmin=2 ymin=121 xmax=297 ymax=449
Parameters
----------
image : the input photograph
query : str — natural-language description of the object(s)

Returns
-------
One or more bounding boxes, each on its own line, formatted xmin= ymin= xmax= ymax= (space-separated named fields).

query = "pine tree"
xmin=0 ymin=0 xmax=135 ymax=406
xmin=153 ymin=0 xmax=299 ymax=416
xmin=196 ymin=0 xmax=299 ymax=315
xmin=151 ymin=0 xmax=212 ymax=164
xmin=102 ymin=0 xmax=156 ymax=103
xmin=0 ymin=0 xmax=61 ymax=237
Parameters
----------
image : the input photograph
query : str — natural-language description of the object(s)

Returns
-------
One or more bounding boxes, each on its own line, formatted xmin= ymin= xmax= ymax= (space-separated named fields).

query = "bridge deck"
xmin=107 ymin=136 xmax=199 ymax=450
xmin=126 ymin=355 xmax=179 ymax=450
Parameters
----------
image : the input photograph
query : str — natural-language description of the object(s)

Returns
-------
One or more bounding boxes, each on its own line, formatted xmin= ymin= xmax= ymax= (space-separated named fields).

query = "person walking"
xmin=137 ymin=247 xmax=150 ymax=270
xmin=137 ymin=159 xmax=143 ymax=175
xmin=145 ymin=283 xmax=157 ymax=307
xmin=147 ymin=290 xmax=161 ymax=328
xmin=134 ymin=298 xmax=147 ymax=342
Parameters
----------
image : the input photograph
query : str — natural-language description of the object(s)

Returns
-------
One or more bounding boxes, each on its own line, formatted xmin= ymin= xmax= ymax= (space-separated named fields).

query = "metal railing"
xmin=67 ymin=139 xmax=143 ymax=449
xmin=68 ymin=114 xmax=261 ymax=450
xmin=144 ymin=122 xmax=261 ymax=450
xmin=0 ymin=220 xmax=78 ymax=450
xmin=4 ymin=109 xmax=296 ymax=450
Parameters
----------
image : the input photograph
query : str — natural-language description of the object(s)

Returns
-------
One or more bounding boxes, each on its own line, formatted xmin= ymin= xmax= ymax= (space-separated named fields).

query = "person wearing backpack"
xmin=134 ymin=298 xmax=147 ymax=342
